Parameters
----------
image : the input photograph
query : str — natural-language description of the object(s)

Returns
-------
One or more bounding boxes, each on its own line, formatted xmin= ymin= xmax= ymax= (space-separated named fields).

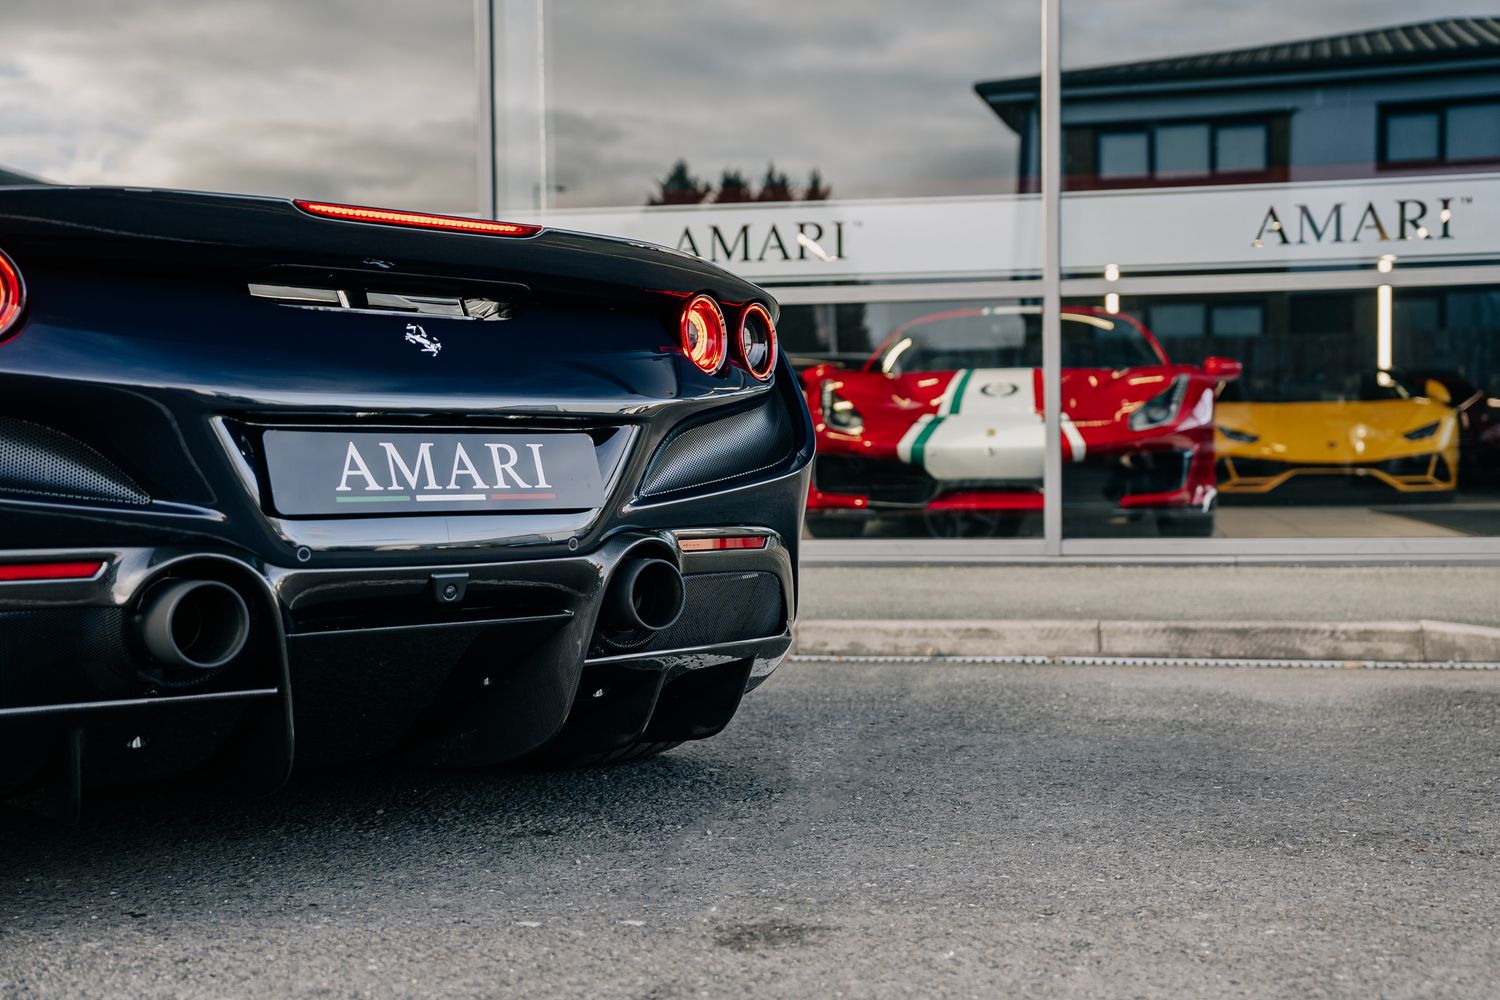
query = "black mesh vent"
xmin=590 ymin=571 xmax=785 ymax=657
xmin=638 ymin=399 xmax=795 ymax=498
xmin=0 ymin=608 xmax=141 ymax=707
xmin=0 ymin=417 xmax=149 ymax=505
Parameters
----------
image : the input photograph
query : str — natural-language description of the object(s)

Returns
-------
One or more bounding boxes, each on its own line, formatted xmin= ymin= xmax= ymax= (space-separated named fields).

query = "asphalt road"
xmin=3 ymin=660 xmax=1498 ymax=999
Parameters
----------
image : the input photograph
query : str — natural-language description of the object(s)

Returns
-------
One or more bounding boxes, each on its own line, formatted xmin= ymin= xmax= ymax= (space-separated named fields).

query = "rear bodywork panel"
xmin=0 ymin=187 xmax=813 ymax=812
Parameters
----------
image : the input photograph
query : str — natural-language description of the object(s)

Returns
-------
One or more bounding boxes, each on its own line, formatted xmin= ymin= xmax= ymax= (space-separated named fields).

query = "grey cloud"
xmin=1 ymin=0 xmax=1492 ymax=213
xmin=0 ymin=0 xmax=476 ymax=208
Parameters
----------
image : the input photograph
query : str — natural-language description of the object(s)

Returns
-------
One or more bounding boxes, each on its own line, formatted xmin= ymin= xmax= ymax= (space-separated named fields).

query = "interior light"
xmin=1104 ymin=293 xmax=1120 ymax=315
xmin=881 ymin=337 xmax=914 ymax=374
xmin=1067 ymin=313 xmax=1117 ymax=331
xmin=1377 ymin=284 xmax=1393 ymax=372
xmin=1104 ymin=264 xmax=1120 ymax=282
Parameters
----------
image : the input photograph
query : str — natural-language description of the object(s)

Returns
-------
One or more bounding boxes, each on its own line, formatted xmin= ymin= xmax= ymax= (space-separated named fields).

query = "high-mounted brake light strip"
xmin=293 ymin=200 xmax=543 ymax=238
xmin=0 ymin=561 xmax=106 ymax=582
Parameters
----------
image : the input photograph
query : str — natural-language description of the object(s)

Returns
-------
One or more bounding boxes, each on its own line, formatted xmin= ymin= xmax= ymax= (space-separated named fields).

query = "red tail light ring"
xmin=680 ymin=294 xmax=728 ymax=374
xmin=0 ymin=248 xmax=26 ymax=345
xmin=293 ymin=200 xmax=543 ymax=238
xmin=737 ymin=303 xmax=778 ymax=380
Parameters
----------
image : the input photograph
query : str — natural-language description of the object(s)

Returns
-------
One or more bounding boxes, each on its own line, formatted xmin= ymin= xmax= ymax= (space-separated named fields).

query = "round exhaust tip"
xmin=605 ymin=557 xmax=685 ymax=633
xmin=139 ymin=579 xmax=250 ymax=671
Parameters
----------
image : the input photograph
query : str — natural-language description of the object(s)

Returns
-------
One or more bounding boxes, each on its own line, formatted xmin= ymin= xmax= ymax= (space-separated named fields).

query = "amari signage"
xmin=524 ymin=173 xmax=1495 ymax=282
xmin=1254 ymin=197 xmax=1457 ymax=248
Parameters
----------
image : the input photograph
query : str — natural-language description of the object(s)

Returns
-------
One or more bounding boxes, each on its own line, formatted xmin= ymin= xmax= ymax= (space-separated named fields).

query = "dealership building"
xmin=479 ymin=9 xmax=1500 ymax=559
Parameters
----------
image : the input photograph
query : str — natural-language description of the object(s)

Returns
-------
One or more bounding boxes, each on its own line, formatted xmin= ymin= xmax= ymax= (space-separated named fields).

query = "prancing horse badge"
xmin=404 ymin=322 xmax=442 ymax=357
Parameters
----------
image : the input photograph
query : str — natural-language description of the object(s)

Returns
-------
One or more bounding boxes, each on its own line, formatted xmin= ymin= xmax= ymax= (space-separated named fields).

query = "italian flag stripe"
xmin=910 ymin=416 xmax=945 ymax=466
xmin=947 ymin=369 xmax=975 ymax=415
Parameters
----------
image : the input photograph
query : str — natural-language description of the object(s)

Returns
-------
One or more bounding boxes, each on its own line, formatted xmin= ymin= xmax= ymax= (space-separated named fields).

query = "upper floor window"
xmin=1081 ymin=118 xmax=1276 ymax=187
xmin=1381 ymin=100 xmax=1500 ymax=166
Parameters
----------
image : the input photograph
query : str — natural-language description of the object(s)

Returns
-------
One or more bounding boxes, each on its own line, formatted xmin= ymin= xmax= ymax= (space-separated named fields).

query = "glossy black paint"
xmin=0 ymin=187 xmax=812 ymax=809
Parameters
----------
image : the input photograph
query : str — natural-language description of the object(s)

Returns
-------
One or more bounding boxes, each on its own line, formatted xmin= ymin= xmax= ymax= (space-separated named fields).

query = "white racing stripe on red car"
xmin=897 ymin=368 xmax=1084 ymax=482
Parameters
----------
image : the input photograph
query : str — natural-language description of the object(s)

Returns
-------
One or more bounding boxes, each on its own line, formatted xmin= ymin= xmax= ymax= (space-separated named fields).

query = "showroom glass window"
xmin=502 ymin=1 xmax=1044 ymax=542
xmin=1058 ymin=5 xmax=1500 ymax=544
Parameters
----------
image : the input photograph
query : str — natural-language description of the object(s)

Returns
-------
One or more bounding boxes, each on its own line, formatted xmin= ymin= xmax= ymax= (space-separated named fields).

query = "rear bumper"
xmin=0 ymin=529 xmax=795 ymax=804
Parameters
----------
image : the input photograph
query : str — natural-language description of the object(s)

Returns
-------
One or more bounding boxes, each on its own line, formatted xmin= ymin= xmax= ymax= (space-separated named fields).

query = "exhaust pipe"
xmin=138 ymin=579 xmax=251 ymax=671
xmin=604 ymin=558 xmax=685 ymax=633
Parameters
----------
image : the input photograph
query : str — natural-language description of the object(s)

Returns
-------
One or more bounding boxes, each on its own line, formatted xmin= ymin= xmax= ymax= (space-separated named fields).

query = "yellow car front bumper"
xmin=1217 ymin=452 xmax=1458 ymax=494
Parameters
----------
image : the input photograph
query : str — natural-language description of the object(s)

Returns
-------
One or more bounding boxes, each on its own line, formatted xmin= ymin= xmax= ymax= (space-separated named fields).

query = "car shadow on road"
xmin=0 ymin=748 xmax=782 ymax=882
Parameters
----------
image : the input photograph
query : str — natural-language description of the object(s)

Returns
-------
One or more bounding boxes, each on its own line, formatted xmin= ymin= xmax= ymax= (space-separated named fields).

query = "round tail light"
xmin=680 ymin=294 xmax=727 ymax=374
xmin=737 ymin=303 xmax=778 ymax=380
xmin=0 ymin=249 xmax=25 ymax=345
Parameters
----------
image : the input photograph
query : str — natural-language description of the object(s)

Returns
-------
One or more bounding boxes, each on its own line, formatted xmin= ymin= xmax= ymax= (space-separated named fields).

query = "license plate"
xmin=262 ymin=430 xmax=605 ymax=516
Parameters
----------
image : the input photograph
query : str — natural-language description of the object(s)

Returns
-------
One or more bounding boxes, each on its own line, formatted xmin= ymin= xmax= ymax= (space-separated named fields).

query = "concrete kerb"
xmin=793 ymin=618 xmax=1500 ymax=664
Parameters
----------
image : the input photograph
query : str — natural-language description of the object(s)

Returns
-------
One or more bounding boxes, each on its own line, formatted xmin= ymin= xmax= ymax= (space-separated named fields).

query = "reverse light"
xmin=681 ymin=294 xmax=728 ymax=374
xmin=820 ymin=380 xmax=864 ymax=434
xmin=1219 ymin=427 xmax=1259 ymax=444
xmin=0 ymin=560 xmax=105 ymax=582
xmin=293 ymin=200 xmax=543 ymax=238
xmin=736 ymin=303 xmax=778 ymax=380
xmin=1129 ymin=376 xmax=1189 ymax=431
xmin=1404 ymin=421 xmax=1441 ymax=441
xmin=0 ymin=248 xmax=25 ymax=344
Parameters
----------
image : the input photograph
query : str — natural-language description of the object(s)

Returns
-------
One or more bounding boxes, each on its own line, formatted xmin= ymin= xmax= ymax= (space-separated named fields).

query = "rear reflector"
xmin=0 ymin=561 xmax=105 ymax=582
xmin=293 ymin=200 xmax=543 ymax=238
xmin=678 ymin=536 xmax=769 ymax=552
xmin=0 ymin=248 xmax=25 ymax=344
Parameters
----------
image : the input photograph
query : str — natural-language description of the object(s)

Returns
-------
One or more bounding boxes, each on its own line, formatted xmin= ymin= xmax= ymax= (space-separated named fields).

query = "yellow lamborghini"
xmin=1216 ymin=372 xmax=1459 ymax=495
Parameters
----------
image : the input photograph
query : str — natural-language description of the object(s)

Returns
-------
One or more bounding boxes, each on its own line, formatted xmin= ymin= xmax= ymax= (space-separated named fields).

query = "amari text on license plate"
xmin=261 ymin=430 xmax=605 ymax=516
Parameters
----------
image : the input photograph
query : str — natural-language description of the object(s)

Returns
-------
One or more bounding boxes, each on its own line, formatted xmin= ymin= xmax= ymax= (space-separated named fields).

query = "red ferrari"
xmin=802 ymin=305 xmax=1240 ymax=537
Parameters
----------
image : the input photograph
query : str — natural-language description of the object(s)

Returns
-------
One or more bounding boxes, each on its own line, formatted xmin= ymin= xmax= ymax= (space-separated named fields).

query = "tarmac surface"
xmin=3 ymin=659 xmax=1498 ymax=999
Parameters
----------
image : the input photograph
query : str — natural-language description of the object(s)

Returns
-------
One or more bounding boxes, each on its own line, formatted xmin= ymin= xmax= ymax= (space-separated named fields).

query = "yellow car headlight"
xmin=1403 ymin=421 xmax=1441 ymax=442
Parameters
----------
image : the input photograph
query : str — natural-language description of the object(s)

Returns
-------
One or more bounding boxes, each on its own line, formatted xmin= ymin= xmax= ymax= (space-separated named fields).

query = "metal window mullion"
xmin=473 ymin=0 xmax=496 ymax=219
xmin=1041 ymin=0 xmax=1063 ymax=555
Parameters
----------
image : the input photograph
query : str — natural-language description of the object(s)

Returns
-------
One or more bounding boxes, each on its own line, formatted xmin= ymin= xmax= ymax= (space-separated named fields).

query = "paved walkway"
xmin=801 ymin=564 xmax=1500 ymax=627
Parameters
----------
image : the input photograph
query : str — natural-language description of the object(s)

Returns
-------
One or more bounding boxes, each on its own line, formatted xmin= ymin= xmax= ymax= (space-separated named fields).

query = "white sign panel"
xmin=520 ymin=172 xmax=1499 ymax=284
xmin=1066 ymin=173 xmax=1497 ymax=275
xmin=524 ymin=196 xmax=1041 ymax=284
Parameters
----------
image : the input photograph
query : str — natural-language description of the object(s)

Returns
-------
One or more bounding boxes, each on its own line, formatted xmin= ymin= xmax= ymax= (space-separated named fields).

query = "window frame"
xmin=1082 ymin=114 xmax=1276 ymax=189
xmin=1379 ymin=97 xmax=1500 ymax=169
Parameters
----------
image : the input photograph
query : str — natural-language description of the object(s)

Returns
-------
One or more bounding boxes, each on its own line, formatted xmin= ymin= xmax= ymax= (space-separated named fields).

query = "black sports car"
xmin=0 ymin=187 xmax=812 ymax=815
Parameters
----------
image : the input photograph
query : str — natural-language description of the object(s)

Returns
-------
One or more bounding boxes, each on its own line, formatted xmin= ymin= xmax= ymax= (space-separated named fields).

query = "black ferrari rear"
xmin=0 ymin=187 xmax=812 ymax=813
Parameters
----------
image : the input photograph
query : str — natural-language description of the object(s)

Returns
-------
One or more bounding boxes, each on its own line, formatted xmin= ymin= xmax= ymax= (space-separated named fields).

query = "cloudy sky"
xmin=1 ymin=0 xmax=1491 ymax=212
